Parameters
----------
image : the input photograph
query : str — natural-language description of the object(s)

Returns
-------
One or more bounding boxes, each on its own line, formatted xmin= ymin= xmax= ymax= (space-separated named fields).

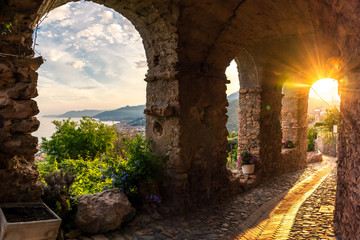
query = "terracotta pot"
xmin=242 ymin=164 xmax=255 ymax=175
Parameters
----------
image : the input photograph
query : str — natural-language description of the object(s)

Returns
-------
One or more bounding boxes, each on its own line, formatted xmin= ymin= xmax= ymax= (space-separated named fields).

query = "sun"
xmin=309 ymin=78 xmax=340 ymax=101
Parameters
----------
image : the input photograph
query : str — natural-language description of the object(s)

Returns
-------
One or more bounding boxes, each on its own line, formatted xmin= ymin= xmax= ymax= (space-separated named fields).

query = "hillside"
xmin=227 ymin=92 xmax=239 ymax=102
xmin=226 ymin=99 xmax=239 ymax=133
xmin=94 ymin=105 xmax=145 ymax=121
xmin=43 ymin=109 xmax=104 ymax=118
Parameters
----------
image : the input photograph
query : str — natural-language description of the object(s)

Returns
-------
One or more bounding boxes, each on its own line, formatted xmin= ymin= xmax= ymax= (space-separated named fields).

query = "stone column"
xmin=237 ymin=89 xmax=261 ymax=161
xmin=281 ymin=92 xmax=308 ymax=170
xmin=334 ymin=70 xmax=360 ymax=239
xmin=258 ymin=88 xmax=284 ymax=177
xmin=0 ymin=56 xmax=44 ymax=202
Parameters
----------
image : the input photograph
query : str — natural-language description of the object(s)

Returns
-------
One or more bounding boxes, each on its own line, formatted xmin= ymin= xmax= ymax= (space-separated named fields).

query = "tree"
xmin=322 ymin=106 xmax=340 ymax=132
xmin=41 ymin=117 xmax=118 ymax=161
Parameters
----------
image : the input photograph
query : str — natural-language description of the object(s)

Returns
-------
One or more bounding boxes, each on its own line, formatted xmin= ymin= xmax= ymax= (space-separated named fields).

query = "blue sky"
xmin=35 ymin=1 xmax=148 ymax=115
xmin=34 ymin=1 xmax=337 ymax=116
xmin=34 ymin=1 xmax=240 ymax=115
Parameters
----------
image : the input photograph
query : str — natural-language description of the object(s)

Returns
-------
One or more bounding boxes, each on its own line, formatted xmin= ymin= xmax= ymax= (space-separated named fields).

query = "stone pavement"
xmin=70 ymin=157 xmax=337 ymax=240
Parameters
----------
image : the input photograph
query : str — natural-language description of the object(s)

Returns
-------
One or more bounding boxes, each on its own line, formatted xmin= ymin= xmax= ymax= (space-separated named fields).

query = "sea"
xmin=33 ymin=117 xmax=120 ymax=142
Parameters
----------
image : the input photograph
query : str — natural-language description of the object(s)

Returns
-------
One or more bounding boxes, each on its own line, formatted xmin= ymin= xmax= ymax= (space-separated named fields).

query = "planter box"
xmin=0 ymin=202 xmax=61 ymax=240
xmin=242 ymin=164 xmax=255 ymax=175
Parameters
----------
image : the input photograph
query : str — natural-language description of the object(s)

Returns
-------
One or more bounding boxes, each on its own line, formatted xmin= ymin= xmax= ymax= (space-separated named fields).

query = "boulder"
xmin=307 ymin=152 xmax=323 ymax=164
xmin=75 ymin=188 xmax=133 ymax=233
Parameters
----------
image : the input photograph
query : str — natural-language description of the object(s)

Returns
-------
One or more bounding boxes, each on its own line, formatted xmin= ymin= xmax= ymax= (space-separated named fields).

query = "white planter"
xmin=242 ymin=164 xmax=255 ymax=175
xmin=0 ymin=202 xmax=61 ymax=240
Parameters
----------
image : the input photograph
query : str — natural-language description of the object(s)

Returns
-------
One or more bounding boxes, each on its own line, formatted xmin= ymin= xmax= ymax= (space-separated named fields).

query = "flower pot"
xmin=0 ymin=202 xmax=61 ymax=240
xmin=242 ymin=164 xmax=255 ymax=175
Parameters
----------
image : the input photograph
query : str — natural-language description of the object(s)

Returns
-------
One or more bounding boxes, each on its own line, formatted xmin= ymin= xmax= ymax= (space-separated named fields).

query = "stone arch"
xmin=0 ymin=0 xmax=181 ymax=204
xmin=233 ymin=49 xmax=261 ymax=166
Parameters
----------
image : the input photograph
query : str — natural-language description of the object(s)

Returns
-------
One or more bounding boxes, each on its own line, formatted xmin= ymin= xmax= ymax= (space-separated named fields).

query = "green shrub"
xmin=41 ymin=117 xmax=117 ymax=162
xmin=37 ymin=156 xmax=115 ymax=196
xmin=307 ymin=127 xmax=318 ymax=151
xmin=283 ymin=140 xmax=295 ymax=149
xmin=103 ymin=134 xmax=167 ymax=203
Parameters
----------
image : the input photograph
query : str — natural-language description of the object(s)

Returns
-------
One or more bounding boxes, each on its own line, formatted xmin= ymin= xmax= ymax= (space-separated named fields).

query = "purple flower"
xmin=135 ymin=161 xmax=138 ymax=165
xmin=153 ymin=195 xmax=161 ymax=204
xmin=101 ymin=175 xmax=106 ymax=180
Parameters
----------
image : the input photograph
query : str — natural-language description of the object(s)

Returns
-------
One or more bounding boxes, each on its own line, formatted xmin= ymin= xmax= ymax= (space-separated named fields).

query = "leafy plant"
xmin=283 ymin=140 xmax=295 ymax=149
xmin=307 ymin=127 xmax=318 ymax=151
xmin=103 ymin=134 xmax=167 ymax=203
xmin=227 ymin=144 xmax=238 ymax=169
xmin=41 ymin=170 xmax=76 ymax=226
xmin=322 ymin=105 xmax=340 ymax=132
xmin=237 ymin=151 xmax=255 ymax=166
xmin=41 ymin=117 xmax=117 ymax=162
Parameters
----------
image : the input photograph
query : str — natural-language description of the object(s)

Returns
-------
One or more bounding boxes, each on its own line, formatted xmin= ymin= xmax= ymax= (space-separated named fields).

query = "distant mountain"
xmin=94 ymin=105 xmax=145 ymax=121
xmin=43 ymin=109 xmax=104 ymax=118
xmin=227 ymin=91 xmax=239 ymax=102
xmin=128 ymin=116 xmax=146 ymax=126
xmin=226 ymin=99 xmax=239 ymax=133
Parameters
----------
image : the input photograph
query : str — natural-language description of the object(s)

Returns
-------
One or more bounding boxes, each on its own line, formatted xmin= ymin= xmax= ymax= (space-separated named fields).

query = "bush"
xmin=283 ymin=140 xmax=295 ymax=149
xmin=41 ymin=170 xmax=76 ymax=230
xmin=41 ymin=117 xmax=117 ymax=162
xmin=37 ymin=156 xmax=115 ymax=196
xmin=103 ymin=135 xmax=167 ymax=203
xmin=307 ymin=127 xmax=318 ymax=151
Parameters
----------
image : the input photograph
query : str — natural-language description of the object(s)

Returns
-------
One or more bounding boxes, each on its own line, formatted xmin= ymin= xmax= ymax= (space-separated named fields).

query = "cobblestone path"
xmin=235 ymin=157 xmax=335 ymax=239
xmin=288 ymin=167 xmax=337 ymax=239
xmin=72 ymin=158 xmax=337 ymax=240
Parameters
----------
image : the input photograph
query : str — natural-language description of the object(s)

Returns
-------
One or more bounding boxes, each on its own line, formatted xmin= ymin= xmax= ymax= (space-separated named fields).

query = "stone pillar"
xmin=334 ymin=70 xmax=360 ymax=239
xmin=0 ymin=57 xmax=43 ymax=202
xmin=258 ymin=88 xmax=284 ymax=177
xmin=168 ymin=69 xmax=229 ymax=208
xmin=238 ymin=89 xmax=261 ymax=161
xmin=281 ymin=92 xmax=308 ymax=170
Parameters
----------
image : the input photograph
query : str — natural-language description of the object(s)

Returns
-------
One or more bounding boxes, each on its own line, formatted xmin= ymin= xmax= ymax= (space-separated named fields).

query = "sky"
xmin=34 ymin=1 xmax=337 ymax=116
xmin=35 ymin=1 xmax=148 ymax=115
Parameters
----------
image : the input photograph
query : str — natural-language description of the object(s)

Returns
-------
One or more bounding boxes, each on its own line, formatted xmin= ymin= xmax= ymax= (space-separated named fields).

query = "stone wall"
xmin=0 ymin=57 xmax=43 ymax=201
xmin=0 ymin=0 xmax=45 ymax=202
xmin=281 ymin=91 xmax=309 ymax=173
xmin=334 ymin=71 xmax=360 ymax=239
xmin=259 ymin=88 xmax=284 ymax=177
xmin=238 ymin=89 xmax=261 ymax=160
xmin=315 ymin=134 xmax=338 ymax=157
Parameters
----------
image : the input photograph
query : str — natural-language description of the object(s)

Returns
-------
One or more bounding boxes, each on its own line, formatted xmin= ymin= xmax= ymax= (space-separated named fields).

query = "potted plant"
xmin=283 ymin=140 xmax=295 ymax=149
xmin=0 ymin=202 xmax=61 ymax=240
xmin=237 ymin=151 xmax=256 ymax=174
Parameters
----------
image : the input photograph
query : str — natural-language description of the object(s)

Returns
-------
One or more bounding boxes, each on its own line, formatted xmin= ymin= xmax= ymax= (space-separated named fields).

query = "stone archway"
xmin=0 ymin=0 xmax=182 ymax=205
xmin=2 ymin=2 xmax=360 ymax=238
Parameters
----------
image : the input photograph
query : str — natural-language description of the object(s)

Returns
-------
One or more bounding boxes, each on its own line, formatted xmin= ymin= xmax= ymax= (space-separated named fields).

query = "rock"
xmin=76 ymin=188 xmax=133 ymax=233
xmin=307 ymin=152 xmax=322 ymax=164
xmin=90 ymin=234 xmax=109 ymax=240
xmin=65 ymin=229 xmax=82 ymax=239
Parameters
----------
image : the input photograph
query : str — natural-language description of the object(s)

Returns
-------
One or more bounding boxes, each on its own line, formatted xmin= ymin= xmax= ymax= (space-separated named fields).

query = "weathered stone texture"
xmin=1 ymin=1 xmax=360 ymax=238
xmin=76 ymin=189 xmax=133 ymax=233
xmin=281 ymin=92 xmax=309 ymax=173
xmin=315 ymin=134 xmax=338 ymax=157
xmin=334 ymin=71 xmax=360 ymax=239
xmin=307 ymin=152 xmax=322 ymax=164
xmin=238 ymin=89 xmax=261 ymax=160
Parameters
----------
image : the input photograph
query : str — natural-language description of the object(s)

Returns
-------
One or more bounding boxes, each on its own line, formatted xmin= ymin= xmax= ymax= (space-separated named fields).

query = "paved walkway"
xmin=70 ymin=157 xmax=337 ymax=240
xmin=235 ymin=157 xmax=335 ymax=239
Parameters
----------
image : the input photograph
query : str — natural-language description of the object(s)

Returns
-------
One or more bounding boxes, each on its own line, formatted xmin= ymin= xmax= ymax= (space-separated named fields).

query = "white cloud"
xmin=70 ymin=60 xmax=86 ymax=69
xmin=45 ymin=4 xmax=71 ymax=22
xmin=48 ymin=49 xmax=66 ymax=61
xmin=35 ymin=1 xmax=148 ymax=115
xmin=134 ymin=61 xmax=147 ymax=69
xmin=100 ymin=11 xmax=114 ymax=24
